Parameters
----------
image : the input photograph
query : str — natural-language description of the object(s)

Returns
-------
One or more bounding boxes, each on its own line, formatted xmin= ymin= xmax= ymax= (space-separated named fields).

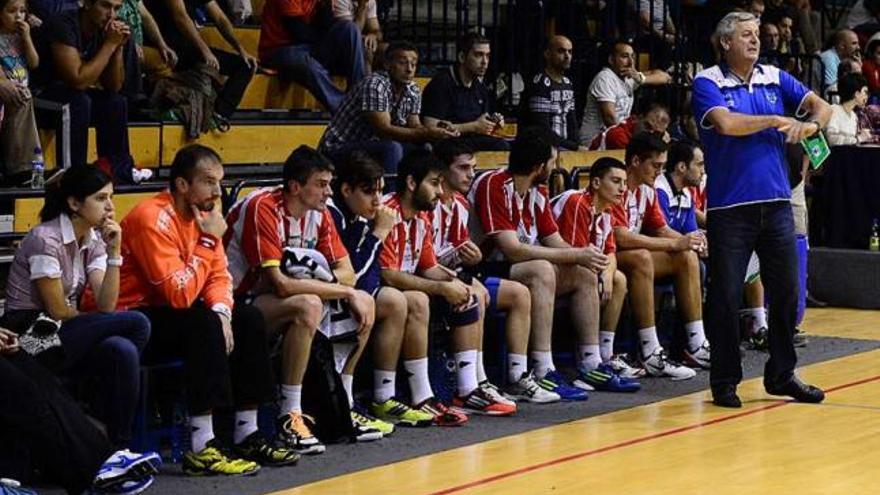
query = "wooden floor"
xmin=271 ymin=309 xmax=880 ymax=495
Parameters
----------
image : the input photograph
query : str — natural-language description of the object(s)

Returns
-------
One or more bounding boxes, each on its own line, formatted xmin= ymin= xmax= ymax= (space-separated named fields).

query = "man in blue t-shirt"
xmin=655 ymin=140 xmax=704 ymax=236
xmin=692 ymin=11 xmax=831 ymax=408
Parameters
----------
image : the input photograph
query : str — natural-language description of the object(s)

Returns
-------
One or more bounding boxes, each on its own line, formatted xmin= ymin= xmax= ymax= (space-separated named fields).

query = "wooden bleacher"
xmin=13 ymin=191 xmax=160 ymax=234
xmin=475 ymin=149 xmax=625 ymax=171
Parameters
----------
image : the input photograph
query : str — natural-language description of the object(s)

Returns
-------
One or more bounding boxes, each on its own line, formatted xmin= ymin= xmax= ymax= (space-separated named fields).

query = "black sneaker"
xmin=233 ymin=431 xmax=299 ymax=467
xmin=793 ymin=328 xmax=809 ymax=348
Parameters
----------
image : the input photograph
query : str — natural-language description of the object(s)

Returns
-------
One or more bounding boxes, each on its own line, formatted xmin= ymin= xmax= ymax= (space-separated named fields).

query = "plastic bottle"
xmin=870 ymin=219 xmax=880 ymax=252
xmin=30 ymin=147 xmax=44 ymax=189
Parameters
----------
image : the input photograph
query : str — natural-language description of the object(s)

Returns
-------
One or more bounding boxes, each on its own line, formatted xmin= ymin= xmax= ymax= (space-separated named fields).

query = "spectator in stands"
xmin=2 ymin=166 xmax=150 ymax=448
xmin=144 ymin=0 xmax=257 ymax=125
xmin=862 ymin=35 xmax=880 ymax=93
xmin=380 ymin=150 xmax=515 ymax=416
xmin=759 ymin=22 xmax=783 ymax=66
xmin=469 ymin=127 xmax=606 ymax=401
xmin=747 ymin=0 xmax=764 ymax=18
xmin=115 ymin=145 xmax=297 ymax=475
xmin=611 ymin=132 xmax=708 ymax=379
xmin=39 ymin=0 xmax=137 ymax=182
xmin=224 ymin=146 xmax=383 ymax=446
xmin=579 ymin=40 xmax=671 ymax=146
xmin=0 ymin=0 xmax=40 ymax=186
xmin=519 ymin=35 xmax=580 ymax=150
xmin=431 ymin=140 xmax=560 ymax=402
xmin=838 ymin=0 xmax=880 ymax=34
xmin=655 ymin=140 xmax=704 ymax=235
xmin=632 ymin=0 xmax=676 ymax=69
xmin=422 ymin=32 xmax=509 ymax=151
xmin=820 ymin=29 xmax=860 ymax=87
xmin=328 ymin=152 xmax=468 ymax=427
xmin=332 ymin=0 xmax=382 ymax=71
xmin=550 ymin=158 xmax=644 ymax=389
xmin=588 ymin=101 xmax=670 ymax=150
xmin=257 ymin=0 xmax=366 ymax=114
xmin=826 ymin=57 xmax=862 ymax=102
xmin=115 ymin=0 xmax=178 ymax=97
xmin=318 ymin=41 xmax=457 ymax=174
xmin=777 ymin=15 xmax=804 ymax=56
xmin=827 ymin=72 xmax=871 ymax=145
xmin=693 ymin=11 xmax=830 ymax=408
xmin=0 ymin=329 xmax=161 ymax=495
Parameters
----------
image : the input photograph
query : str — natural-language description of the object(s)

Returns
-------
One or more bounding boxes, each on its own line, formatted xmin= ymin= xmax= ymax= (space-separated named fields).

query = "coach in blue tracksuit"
xmin=692 ymin=11 xmax=831 ymax=408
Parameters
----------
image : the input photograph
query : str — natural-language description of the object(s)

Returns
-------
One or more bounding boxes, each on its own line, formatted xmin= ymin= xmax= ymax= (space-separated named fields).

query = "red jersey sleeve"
xmin=604 ymin=126 xmax=630 ymax=150
xmin=643 ymin=191 xmax=668 ymax=233
xmin=610 ymin=202 xmax=628 ymax=229
xmin=379 ymin=224 xmax=401 ymax=270
xmin=476 ymin=173 xmax=516 ymax=233
xmin=317 ymin=210 xmax=348 ymax=264
xmin=417 ymin=218 xmax=439 ymax=272
xmin=604 ymin=219 xmax=617 ymax=254
xmin=554 ymin=193 xmax=589 ymax=248
xmin=240 ymin=195 xmax=284 ymax=269
xmin=535 ymin=187 xmax=558 ymax=239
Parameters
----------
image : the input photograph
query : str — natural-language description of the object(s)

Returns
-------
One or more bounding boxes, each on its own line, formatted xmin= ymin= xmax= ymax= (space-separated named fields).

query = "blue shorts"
xmin=483 ymin=276 xmax=502 ymax=314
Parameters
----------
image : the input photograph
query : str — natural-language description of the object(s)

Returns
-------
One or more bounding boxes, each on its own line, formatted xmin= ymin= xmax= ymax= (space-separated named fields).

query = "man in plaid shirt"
xmin=318 ymin=40 xmax=458 ymax=174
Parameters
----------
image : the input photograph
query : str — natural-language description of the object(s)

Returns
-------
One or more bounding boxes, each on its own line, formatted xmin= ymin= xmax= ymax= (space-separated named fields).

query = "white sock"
xmin=685 ymin=320 xmax=707 ymax=352
xmin=373 ymin=369 xmax=396 ymax=403
xmin=189 ymin=414 xmax=214 ymax=453
xmin=279 ymin=384 xmax=302 ymax=415
xmin=742 ymin=307 xmax=768 ymax=333
xmin=530 ymin=350 xmax=555 ymax=379
xmin=404 ymin=358 xmax=433 ymax=406
xmin=578 ymin=344 xmax=602 ymax=372
xmin=476 ymin=351 xmax=488 ymax=383
xmin=454 ymin=349 xmax=479 ymax=397
xmin=638 ymin=327 xmax=661 ymax=358
xmin=341 ymin=373 xmax=354 ymax=407
xmin=233 ymin=409 xmax=258 ymax=444
xmin=599 ymin=331 xmax=615 ymax=362
xmin=508 ymin=353 xmax=527 ymax=383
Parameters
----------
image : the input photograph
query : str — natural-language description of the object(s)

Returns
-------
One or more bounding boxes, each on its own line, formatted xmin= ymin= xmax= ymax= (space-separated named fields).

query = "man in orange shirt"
xmin=117 ymin=145 xmax=298 ymax=476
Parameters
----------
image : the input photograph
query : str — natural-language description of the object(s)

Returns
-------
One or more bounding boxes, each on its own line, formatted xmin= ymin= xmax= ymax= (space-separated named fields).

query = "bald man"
xmin=518 ymin=36 xmax=582 ymax=150
xmin=820 ymin=29 xmax=860 ymax=86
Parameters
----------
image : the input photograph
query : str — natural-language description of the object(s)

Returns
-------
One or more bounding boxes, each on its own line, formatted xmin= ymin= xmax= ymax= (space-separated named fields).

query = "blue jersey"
xmin=692 ymin=63 xmax=810 ymax=209
xmin=327 ymin=199 xmax=383 ymax=295
xmin=655 ymin=173 xmax=698 ymax=235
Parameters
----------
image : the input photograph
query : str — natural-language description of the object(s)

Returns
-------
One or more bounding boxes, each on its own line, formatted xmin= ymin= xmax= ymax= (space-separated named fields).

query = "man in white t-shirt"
xmin=579 ymin=41 xmax=671 ymax=145
xmin=332 ymin=0 xmax=382 ymax=68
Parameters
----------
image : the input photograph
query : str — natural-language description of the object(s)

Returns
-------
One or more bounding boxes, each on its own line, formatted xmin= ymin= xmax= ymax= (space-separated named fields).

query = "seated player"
xmin=611 ymin=132 xmax=709 ymax=379
xmin=551 ymin=157 xmax=642 ymax=391
xmin=224 ymin=146 xmax=381 ymax=452
xmin=432 ymin=140 xmax=560 ymax=403
xmin=380 ymin=150 xmax=515 ymax=416
xmin=328 ymin=152 xmax=467 ymax=426
xmin=469 ymin=127 xmax=608 ymax=401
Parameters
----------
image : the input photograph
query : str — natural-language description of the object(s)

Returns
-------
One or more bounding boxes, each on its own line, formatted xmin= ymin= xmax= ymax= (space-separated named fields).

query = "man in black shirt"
xmin=40 ymin=0 xmax=135 ymax=181
xmin=421 ymin=32 xmax=509 ymax=151
xmin=518 ymin=36 xmax=581 ymax=151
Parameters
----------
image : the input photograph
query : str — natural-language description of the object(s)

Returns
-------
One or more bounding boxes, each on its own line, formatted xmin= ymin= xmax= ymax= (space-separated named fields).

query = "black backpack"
xmin=301 ymin=332 xmax=355 ymax=444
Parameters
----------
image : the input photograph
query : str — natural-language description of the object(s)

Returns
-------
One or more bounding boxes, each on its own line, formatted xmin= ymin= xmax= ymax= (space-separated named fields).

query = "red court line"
xmin=428 ymin=374 xmax=880 ymax=495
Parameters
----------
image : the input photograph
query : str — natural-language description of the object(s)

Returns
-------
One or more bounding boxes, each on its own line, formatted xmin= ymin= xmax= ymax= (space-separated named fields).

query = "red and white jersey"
xmin=610 ymin=184 xmax=667 ymax=235
xmin=690 ymin=175 xmax=707 ymax=213
xmin=429 ymin=192 xmax=470 ymax=267
xmin=551 ymin=189 xmax=616 ymax=254
xmin=224 ymin=186 xmax=347 ymax=294
xmin=379 ymin=193 xmax=438 ymax=274
xmin=468 ymin=169 xmax=558 ymax=261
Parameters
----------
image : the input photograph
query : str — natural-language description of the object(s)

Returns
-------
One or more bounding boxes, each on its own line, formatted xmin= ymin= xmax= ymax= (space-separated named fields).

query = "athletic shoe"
xmin=537 ymin=370 xmax=589 ymax=401
xmin=414 ymin=397 xmax=468 ymax=426
xmin=504 ymin=371 xmax=560 ymax=403
xmin=97 ymin=476 xmax=155 ymax=495
xmin=747 ymin=327 xmax=769 ymax=351
xmin=607 ymin=354 xmax=647 ymax=379
xmin=573 ymin=363 xmax=641 ymax=393
xmin=0 ymin=479 xmax=37 ymax=495
xmin=371 ymin=398 xmax=434 ymax=427
xmin=93 ymin=450 xmax=161 ymax=489
xmin=682 ymin=340 xmax=711 ymax=369
xmin=793 ymin=328 xmax=809 ymax=348
xmin=233 ymin=431 xmax=300 ymax=467
xmin=352 ymin=405 xmax=395 ymax=437
xmin=479 ymin=381 xmax=517 ymax=409
xmin=452 ymin=387 xmax=516 ymax=416
xmin=276 ymin=412 xmax=326 ymax=455
xmin=641 ymin=347 xmax=697 ymax=380
xmin=182 ymin=440 xmax=260 ymax=477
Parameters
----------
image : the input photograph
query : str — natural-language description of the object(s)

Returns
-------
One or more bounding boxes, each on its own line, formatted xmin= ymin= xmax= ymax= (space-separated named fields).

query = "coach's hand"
xmin=777 ymin=117 xmax=816 ymax=144
xmin=577 ymin=245 xmax=609 ymax=273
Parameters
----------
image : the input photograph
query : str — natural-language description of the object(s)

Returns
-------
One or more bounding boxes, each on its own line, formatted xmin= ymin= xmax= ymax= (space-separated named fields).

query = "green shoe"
xmin=351 ymin=406 xmax=394 ymax=437
xmin=371 ymin=398 xmax=434 ymax=427
xmin=182 ymin=440 xmax=261 ymax=477
xmin=233 ymin=431 xmax=299 ymax=467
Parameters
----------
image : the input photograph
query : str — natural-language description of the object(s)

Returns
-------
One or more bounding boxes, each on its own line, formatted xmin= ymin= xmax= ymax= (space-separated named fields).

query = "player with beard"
xmin=469 ymin=127 xmax=607 ymax=401
xmin=115 ymin=145 xmax=298 ymax=476
xmin=380 ymin=150 xmax=515 ymax=416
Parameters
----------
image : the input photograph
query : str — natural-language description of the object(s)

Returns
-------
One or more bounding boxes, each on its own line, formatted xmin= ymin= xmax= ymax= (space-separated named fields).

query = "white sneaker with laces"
xmin=683 ymin=340 xmax=711 ymax=369
xmin=504 ymin=372 xmax=561 ymax=403
xmin=479 ymin=381 xmax=516 ymax=406
xmin=641 ymin=347 xmax=697 ymax=381
xmin=607 ymin=354 xmax=647 ymax=379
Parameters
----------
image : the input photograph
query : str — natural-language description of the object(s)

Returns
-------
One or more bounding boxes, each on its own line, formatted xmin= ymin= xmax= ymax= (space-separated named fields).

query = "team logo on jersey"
xmin=724 ymin=93 xmax=736 ymax=108
xmin=765 ymin=92 xmax=778 ymax=105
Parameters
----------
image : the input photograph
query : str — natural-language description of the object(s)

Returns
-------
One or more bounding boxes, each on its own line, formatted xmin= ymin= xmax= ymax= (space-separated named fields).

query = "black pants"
xmin=136 ymin=304 xmax=274 ymax=414
xmin=0 ymin=352 xmax=114 ymax=495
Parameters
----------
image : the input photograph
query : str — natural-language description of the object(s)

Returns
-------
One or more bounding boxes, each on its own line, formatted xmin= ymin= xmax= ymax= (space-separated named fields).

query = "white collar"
xmin=59 ymin=213 xmax=99 ymax=249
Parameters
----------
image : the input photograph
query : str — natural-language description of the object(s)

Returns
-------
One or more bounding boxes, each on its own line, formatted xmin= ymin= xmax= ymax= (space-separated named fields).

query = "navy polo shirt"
xmin=692 ymin=63 xmax=811 ymax=210
xmin=421 ymin=65 xmax=490 ymax=124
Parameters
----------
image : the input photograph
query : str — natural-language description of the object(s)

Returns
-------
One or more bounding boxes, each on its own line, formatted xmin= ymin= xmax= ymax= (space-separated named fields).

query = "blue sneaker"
xmin=93 ymin=450 xmax=161 ymax=490
xmin=538 ymin=370 xmax=589 ymax=401
xmin=573 ymin=363 xmax=641 ymax=393
xmin=92 ymin=476 xmax=155 ymax=495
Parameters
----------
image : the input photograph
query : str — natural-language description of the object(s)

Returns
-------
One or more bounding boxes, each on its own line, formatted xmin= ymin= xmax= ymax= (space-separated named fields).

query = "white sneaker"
xmin=607 ymin=354 xmax=647 ymax=379
xmin=132 ymin=168 xmax=154 ymax=183
xmin=504 ymin=371 xmax=561 ymax=403
xmin=641 ymin=347 xmax=697 ymax=381
xmin=93 ymin=450 xmax=161 ymax=489
xmin=479 ymin=381 xmax=516 ymax=406
xmin=682 ymin=340 xmax=711 ymax=369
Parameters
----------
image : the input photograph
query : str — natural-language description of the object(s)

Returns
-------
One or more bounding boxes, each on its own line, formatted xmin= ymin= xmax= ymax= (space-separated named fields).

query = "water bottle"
xmin=870 ymin=219 xmax=880 ymax=252
xmin=30 ymin=147 xmax=44 ymax=189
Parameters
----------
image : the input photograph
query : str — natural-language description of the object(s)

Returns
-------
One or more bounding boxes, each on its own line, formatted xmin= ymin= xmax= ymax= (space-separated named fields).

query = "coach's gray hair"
xmin=715 ymin=11 xmax=759 ymax=45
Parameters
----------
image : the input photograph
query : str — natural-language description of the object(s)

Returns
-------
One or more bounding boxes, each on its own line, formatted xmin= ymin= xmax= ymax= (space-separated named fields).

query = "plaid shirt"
xmin=319 ymin=71 xmax=422 ymax=152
